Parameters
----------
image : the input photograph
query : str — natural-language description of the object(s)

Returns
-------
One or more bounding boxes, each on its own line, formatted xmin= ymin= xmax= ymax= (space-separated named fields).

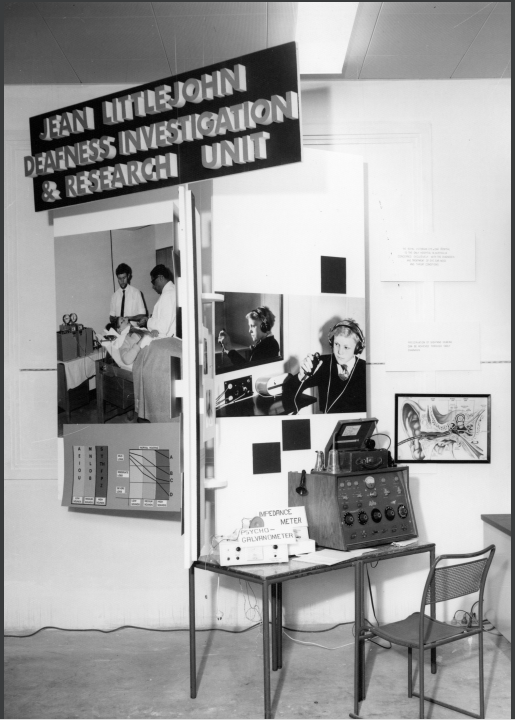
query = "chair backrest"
xmin=422 ymin=545 xmax=495 ymax=607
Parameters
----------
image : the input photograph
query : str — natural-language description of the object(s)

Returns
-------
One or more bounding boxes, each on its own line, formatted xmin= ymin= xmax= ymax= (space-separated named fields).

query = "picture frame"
xmin=394 ymin=394 xmax=491 ymax=464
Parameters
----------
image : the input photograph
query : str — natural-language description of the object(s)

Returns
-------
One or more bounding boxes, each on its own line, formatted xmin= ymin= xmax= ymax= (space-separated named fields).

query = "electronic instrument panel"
xmin=288 ymin=466 xmax=417 ymax=551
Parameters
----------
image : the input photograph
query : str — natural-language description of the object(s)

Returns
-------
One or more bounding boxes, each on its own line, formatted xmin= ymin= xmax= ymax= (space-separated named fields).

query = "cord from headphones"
xmin=293 ymin=352 xmax=321 ymax=414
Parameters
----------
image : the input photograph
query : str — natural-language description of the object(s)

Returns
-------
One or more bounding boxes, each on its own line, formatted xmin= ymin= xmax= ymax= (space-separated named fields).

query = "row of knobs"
xmin=343 ymin=504 xmax=408 ymax=526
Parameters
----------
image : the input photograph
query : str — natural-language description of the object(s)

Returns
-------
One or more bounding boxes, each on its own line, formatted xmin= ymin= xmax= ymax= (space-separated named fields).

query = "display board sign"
xmin=25 ymin=42 xmax=301 ymax=212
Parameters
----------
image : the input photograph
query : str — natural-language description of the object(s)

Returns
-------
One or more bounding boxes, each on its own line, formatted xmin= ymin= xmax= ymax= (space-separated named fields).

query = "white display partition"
xmin=211 ymin=148 xmax=366 ymax=536
xmin=53 ymin=185 xmax=203 ymax=567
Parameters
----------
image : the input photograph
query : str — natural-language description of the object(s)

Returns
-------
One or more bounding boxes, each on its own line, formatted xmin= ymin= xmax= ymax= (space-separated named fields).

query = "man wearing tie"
xmin=109 ymin=263 xmax=146 ymax=325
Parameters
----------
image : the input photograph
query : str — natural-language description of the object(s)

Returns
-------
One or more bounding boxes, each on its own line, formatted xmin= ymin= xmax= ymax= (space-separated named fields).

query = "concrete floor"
xmin=4 ymin=624 xmax=511 ymax=719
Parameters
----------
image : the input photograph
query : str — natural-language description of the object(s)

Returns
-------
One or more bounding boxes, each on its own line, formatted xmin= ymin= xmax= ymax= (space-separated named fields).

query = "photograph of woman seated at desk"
xmin=282 ymin=318 xmax=367 ymax=414
xmin=217 ymin=305 xmax=281 ymax=370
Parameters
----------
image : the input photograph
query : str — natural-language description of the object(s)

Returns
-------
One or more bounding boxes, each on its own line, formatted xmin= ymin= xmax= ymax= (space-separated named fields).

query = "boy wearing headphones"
xmin=218 ymin=306 xmax=280 ymax=368
xmin=284 ymin=318 xmax=367 ymax=414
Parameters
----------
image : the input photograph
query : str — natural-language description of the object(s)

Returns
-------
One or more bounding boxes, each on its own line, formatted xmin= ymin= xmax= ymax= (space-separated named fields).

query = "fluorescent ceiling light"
xmin=296 ymin=1 xmax=359 ymax=74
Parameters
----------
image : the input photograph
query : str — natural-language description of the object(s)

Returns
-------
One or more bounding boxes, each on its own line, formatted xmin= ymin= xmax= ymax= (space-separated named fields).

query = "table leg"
xmin=354 ymin=560 xmax=364 ymax=716
xmin=189 ymin=564 xmax=197 ymax=698
xmin=262 ymin=581 xmax=272 ymax=719
xmin=429 ymin=547 xmax=437 ymax=674
xmin=277 ymin=582 xmax=283 ymax=670
xmin=271 ymin=583 xmax=278 ymax=672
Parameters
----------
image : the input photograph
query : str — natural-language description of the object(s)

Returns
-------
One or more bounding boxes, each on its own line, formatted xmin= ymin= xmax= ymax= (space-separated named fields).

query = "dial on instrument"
xmin=385 ymin=506 xmax=396 ymax=521
xmin=371 ymin=508 xmax=382 ymax=523
xmin=398 ymin=505 xmax=408 ymax=519
xmin=62 ymin=314 xmax=70 ymax=324
xmin=70 ymin=313 xmax=78 ymax=323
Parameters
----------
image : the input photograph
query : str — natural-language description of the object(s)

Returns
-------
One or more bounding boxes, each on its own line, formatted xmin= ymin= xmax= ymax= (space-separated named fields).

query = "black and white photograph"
xmin=215 ymin=295 xmax=366 ymax=417
xmin=5 ymin=3 xmax=511 ymax=720
xmin=55 ymin=223 xmax=181 ymax=435
xmin=215 ymin=292 xmax=283 ymax=374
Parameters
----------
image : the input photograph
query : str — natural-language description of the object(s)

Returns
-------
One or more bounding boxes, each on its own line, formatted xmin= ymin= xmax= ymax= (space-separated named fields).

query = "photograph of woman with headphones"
xmin=217 ymin=306 xmax=280 ymax=369
xmin=283 ymin=318 xmax=367 ymax=414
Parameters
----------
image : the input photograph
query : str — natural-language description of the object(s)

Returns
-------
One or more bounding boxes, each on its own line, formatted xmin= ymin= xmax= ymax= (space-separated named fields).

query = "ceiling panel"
xmin=465 ymin=12 xmax=511 ymax=55
xmin=5 ymin=16 xmax=71 ymax=60
xmin=453 ymin=54 xmax=511 ymax=79
xmin=267 ymin=2 xmax=298 ymax=48
xmin=44 ymin=17 xmax=167 ymax=61
xmin=341 ymin=2 xmax=382 ymax=79
xmin=157 ymin=16 xmax=209 ymax=66
xmin=4 ymin=2 xmax=40 ymax=17
xmin=380 ymin=2 xmax=497 ymax=15
xmin=36 ymin=3 xmax=154 ymax=18
xmin=69 ymin=57 xmax=174 ymax=84
xmin=152 ymin=2 xmax=266 ymax=17
xmin=3 ymin=1 xmax=511 ymax=84
xmin=367 ymin=13 xmax=493 ymax=57
xmin=204 ymin=13 xmax=267 ymax=59
xmin=4 ymin=56 xmax=80 ymax=84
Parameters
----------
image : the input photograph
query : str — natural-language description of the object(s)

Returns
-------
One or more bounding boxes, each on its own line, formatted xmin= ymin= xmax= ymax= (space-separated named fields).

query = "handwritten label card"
xmin=381 ymin=231 xmax=475 ymax=282
xmin=385 ymin=323 xmax=480 ymax=372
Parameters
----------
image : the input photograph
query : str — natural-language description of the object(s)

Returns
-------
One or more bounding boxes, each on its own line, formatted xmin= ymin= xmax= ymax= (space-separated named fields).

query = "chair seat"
xmin=368 ymin=612 xmax=468 ymax=648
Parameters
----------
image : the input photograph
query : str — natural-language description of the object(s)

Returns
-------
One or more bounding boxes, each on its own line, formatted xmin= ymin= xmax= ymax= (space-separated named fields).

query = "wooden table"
xmin=189 ymin=542 xmax=435 ymax=719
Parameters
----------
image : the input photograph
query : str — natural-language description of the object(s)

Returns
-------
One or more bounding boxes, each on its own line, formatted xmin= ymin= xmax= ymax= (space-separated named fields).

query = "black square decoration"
xmin=321 ymin=256 xmax=347 ymax=294
xmin=282 ymin=419 xmax=311 ymax=452
xmin=252 ymin=442 xmax=282 ymax=475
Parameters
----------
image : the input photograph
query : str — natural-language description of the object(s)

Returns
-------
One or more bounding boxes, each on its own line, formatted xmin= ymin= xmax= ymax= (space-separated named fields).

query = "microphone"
xmin=304 ymin=352 xmax=322 ymax=378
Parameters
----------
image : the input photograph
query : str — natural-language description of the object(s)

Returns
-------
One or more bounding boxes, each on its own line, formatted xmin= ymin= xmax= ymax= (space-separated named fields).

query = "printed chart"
xmin=72 ymin=445 xmax=108 ymax=505
xmin=116 ymin=448 xmax=173 ymax=508
xmin=62 ymin=423 xmax=181 ymax=512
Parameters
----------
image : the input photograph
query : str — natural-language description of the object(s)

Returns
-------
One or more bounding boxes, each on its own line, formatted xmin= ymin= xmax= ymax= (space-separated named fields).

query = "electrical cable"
xmin=370 ymin=432 xmax=392 ymax=450
xmin=5 ymin=620 xmax=356 ymax=640
xmin=365 ymin=565 xmax=392 ymax=650
xmin=282 ymin=630 xmax=354 ymax=651
xmin=4 ymin=624 xmax=262 ymax=639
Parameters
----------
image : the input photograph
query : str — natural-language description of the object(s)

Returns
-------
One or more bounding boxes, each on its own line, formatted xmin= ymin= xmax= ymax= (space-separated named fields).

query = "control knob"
xmin=343 ymin=513 xmax=354 ymax=526
xmin=398 ymin=505 xmax=409 ymax=519
xmin=358 ymin=511 xmax=369 ymax=525
xmin=371 ymin=508 xmax=383 ymax=523
xmin=385 ymin=506 xmax=396 ymax=521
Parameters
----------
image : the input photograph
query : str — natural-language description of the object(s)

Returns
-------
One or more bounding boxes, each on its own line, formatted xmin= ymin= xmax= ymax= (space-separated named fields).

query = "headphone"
xmin=254 ymin=307 xmax=271 ymax=333
xmin=328 ymin=320 xmax=365 ymax=355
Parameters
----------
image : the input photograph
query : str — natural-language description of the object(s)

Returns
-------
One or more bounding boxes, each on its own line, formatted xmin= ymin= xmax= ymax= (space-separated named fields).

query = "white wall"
xmin=4 ymin=78 xmax=511 ymax=631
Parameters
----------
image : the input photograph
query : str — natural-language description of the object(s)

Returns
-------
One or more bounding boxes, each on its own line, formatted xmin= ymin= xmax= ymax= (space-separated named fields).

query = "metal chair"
xmin=361 ymin=545 xmax=496 ymax=719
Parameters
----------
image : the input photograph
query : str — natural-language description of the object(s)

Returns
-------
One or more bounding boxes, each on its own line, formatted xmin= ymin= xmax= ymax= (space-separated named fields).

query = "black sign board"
xmin=25 ymin=42 xmax=301 ymax=212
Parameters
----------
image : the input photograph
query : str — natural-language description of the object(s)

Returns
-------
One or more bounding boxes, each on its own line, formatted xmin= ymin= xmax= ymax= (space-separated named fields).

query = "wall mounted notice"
xmin=381 ymin=232 xmax=475 ymax=282
xmin=385 ymin=323 xmax=480 ymax=372
xmin=25 ymin=42 xmax=301 ymax=212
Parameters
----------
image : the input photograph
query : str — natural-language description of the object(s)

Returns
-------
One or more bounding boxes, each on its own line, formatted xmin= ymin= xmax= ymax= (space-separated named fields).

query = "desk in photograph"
xmin=57 ymin=348 xmax=104 ymax=422
xmin=216 ymin=393 xmax=317 ymax=418
xmin=189 ymin=542 xmax=435 ymax=719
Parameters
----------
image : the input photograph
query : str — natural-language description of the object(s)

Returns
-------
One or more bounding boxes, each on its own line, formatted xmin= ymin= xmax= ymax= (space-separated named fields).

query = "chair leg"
xmin=408 ymin=647 xmax=413 ymax=698
xmin=419 ymin=646 xmax=425 ymax=719
xmin=479 ymin=631 xmax=485 ymax=719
